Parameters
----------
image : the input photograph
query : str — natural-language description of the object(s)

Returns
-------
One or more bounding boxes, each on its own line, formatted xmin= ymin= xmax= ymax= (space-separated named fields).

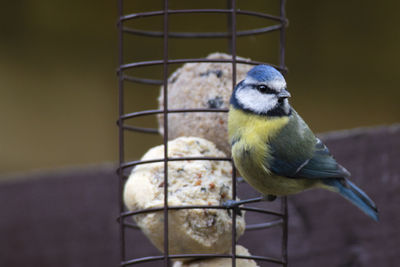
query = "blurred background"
xmin=1 ymin=1 xmax=399 ymax=267
xmin=1 ymin=0 xmax=399 ymax=176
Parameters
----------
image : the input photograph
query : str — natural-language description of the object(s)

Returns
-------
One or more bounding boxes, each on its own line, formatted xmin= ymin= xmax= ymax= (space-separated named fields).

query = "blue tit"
xmin=227 ymin=65 xmax=378 ymax=221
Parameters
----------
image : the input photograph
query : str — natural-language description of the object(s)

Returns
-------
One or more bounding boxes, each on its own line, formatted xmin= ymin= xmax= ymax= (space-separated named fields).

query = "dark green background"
xmin=1 ymin=0 xmax=399 ymax=174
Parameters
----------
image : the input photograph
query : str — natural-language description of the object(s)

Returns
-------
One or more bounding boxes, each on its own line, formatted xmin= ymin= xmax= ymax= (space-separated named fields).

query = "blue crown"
xmin=247 ymin=65 xmax=284 ymax=82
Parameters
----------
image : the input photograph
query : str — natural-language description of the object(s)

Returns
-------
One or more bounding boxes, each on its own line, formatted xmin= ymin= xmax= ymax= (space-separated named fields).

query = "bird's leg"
xmin=223 ymin=196 xmax=264 ymax=209
xmin=223 ymin=198 xmax=257 ymax=217
xmin=223 ymin=194 xmax=277 ymax=216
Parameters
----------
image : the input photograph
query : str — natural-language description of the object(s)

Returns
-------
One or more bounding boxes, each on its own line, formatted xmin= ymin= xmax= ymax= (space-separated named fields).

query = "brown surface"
xmin=289 ymin=125 xmax=400 ymax=267
xmin=0 ymin=125 xmax=399 ymax=266
xmin=0 ymin=166 xmax=120 ymax=267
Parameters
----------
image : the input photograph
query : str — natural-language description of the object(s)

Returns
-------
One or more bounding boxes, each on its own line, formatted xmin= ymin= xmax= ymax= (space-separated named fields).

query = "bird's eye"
xmin=257 ymin=85 xmax=267 ymax=92
xmin=256 ymin=85 xmax=274 ymax=94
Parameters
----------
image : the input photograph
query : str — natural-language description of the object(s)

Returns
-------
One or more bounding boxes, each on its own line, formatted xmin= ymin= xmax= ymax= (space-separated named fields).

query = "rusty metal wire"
xmin=117 ymin=1 xmax=289 ymax=266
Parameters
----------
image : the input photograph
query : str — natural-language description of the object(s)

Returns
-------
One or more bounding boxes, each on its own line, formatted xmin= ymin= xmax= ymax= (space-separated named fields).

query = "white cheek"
xmin=267 ymin=79 xmax=286 ymax=91
xmin=236 ymin=88 xmax=277 ymax=114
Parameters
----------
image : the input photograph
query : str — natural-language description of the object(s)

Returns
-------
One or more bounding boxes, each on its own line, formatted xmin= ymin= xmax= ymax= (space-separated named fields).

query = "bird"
xmin=226 ymin=64 xmax=378 ymax=221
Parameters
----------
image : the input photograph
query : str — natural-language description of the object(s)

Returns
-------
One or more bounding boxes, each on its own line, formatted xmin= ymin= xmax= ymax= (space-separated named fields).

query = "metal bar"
xmin=120 ymin=205 xmax=230 ymax=219
xmin=123 ymin=75 xmax=163 ymax=85
xmin=227 ymin=0 xmax=232 ymax=53
xmin=119 ymin=109 xmax=163 ymax=120
xmin=240 ymin=206 xmax=284 ymax=217
xmin=122 ymin=125 xmax=159 ymax=134
xmin=123 ymin=24 xmax=283 ymax=39
xmin=117 ymin=1 xmax=290 ymax=265
xmin=121 ymin=254 xmax=284 ymax=266
xmin=239 ymin=9 xmax=286 ymax=22
xmin=280 ymin=1 xmax=289 ymax=265
xmin=117 ymin=0 xmax=125 ymax=263
xmin=234 ymin=254 xmax=285 ymax=265
xmin=230 ymin=1 xmax=237 ymax=266
xmin=123 ymin=222 xmax=139 ymax=229
xmin=281 ymin=197 xmax=289 ymax=267
xmin=118 ymin=156 xmax=232 ymax=172
xmin=119 ymin=58 xmax=286 ymax=72
xmin=119 ymin=108 xmax=229 ymax=121
xmin=169 ymin=254 xmax=284 ymax=263
xmin=279 ymin=0 xmax=287 ymax=71
xmin=124 ymin=220 xmax=284 ymax=231
xmin=245 ymin=219 xmax=284 ymax=231
xmin=119 ymin=203 xmax=283 ymax=219
xmin=119 ymin=9 xmax=286 ymax=22
xmin=162 ymin=0 xmax=170 ymax=266
xmin=121 ymin=255 xmax=164 ymax=266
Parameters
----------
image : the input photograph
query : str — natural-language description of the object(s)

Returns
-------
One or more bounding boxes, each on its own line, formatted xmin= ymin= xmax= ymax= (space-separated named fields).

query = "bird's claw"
xmin=222 ymin=200 xmax=243 ymax=217
xmin=223 ymin=195 xmax=276 ymax=216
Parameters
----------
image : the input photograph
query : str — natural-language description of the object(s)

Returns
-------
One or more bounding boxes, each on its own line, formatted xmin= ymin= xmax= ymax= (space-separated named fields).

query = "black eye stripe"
xmin=253 ymin=84 xmax=277 ymax=94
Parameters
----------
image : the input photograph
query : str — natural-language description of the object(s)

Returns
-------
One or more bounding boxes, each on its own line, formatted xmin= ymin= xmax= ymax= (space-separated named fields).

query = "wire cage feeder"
xmin=117 ymin=1 xmax=289 ymax=266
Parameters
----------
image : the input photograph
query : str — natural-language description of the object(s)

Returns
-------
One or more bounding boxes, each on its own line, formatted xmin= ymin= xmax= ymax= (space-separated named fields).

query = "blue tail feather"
xmin=324 ymin=178 xmax=379 ymax=221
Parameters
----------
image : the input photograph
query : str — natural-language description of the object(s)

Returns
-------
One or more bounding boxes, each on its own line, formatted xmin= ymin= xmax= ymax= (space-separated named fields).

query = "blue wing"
xmin=267 ymin=110 xmax=350 ymax=179
xmin=297 ymin=138 xmax=350 ymax=178
xmin=269 ymin=137 xmax=350 ymax=179
xmin=265 ymin=111 xmax=378 ymax=220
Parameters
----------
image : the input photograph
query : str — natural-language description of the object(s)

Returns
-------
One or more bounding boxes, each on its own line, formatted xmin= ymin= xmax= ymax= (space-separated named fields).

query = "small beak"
xmin=277 ymin=89 xmax=291 ymax=98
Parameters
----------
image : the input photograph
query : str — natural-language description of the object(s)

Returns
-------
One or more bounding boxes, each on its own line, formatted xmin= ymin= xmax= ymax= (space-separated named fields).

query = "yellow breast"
xmin=228 ymin=106 xmax=289 ymax=161
xmin=228 ymin=106 xmax=292 ymax=194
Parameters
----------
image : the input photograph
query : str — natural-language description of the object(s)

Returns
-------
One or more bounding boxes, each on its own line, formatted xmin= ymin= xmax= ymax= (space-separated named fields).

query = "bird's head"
xmin=231 ymin=65 xmax=291 ymax=116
